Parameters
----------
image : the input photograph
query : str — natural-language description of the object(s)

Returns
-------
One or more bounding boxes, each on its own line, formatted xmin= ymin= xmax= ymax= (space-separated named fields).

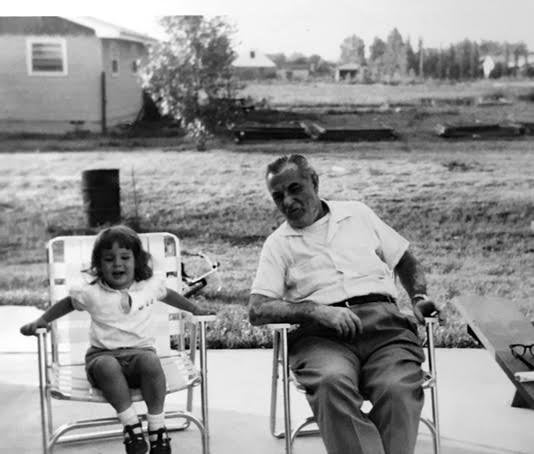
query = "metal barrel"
xmin=81 ymin=169 xmax=121 ymax=227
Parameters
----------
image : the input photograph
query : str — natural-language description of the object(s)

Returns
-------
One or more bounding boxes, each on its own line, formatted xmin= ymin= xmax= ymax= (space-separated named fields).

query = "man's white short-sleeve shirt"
xmin=251 ymin=200 xmax=409 ymax=304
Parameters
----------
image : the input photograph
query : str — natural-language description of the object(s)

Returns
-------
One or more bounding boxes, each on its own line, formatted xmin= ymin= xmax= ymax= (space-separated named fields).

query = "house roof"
xmin=233 ymin=49 xmax=276 ymax=68
xmin=64 ymin=16 xmax=158 ymax=45
xmin=0 ymin=16 xmax=158 ymax=45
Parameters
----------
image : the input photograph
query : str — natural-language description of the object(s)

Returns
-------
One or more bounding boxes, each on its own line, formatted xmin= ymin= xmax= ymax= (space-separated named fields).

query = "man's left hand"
xmin=413 ymin=299 xmax=441 ymax=325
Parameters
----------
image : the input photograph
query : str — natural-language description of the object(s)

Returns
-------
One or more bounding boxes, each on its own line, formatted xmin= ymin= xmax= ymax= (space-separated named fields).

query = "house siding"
xmin=234 ymin=66 xmax=277 ymax=80
xmin=0 ymin=34 xmax=102 ymax=133
xmin=0 ymin=17 xmax=151 ymax=134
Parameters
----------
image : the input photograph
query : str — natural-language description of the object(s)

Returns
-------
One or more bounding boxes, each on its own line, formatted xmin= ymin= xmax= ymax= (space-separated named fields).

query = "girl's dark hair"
xmin=90 ymin=225 xmax=153 ymax=281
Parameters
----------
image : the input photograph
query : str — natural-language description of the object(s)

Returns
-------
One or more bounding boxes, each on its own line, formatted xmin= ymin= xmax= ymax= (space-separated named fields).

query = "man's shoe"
xmin=149 ymin=427 xmax=172 ymax=454
xmin=123 ymin=422 xmax=148 ymax=454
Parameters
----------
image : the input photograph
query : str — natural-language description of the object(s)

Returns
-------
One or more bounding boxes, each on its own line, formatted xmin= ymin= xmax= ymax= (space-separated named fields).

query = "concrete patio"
xmin=1 ymin=306 xmax=533 ymax=454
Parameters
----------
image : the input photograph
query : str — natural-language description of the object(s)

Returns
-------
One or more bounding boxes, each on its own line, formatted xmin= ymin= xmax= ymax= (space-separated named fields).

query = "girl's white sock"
xmin=117 ymin=405 xmax=140 ymax=429
xmin=147 ymin=412 xmax=166 ymax=440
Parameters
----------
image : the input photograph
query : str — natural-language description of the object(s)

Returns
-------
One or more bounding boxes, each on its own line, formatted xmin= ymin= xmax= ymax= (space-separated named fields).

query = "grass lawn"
xmin=2 ymin=139 xmax=533 ymax=348
xmin=240 ymin=78 xmax=534 ymax=106
xmin=1 ymin=79 xmax=534 ymax=348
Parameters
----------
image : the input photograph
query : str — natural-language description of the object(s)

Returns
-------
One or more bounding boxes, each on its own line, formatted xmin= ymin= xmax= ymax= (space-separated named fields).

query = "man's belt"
xmin=330 ymin=293 xmax=396 ymax=308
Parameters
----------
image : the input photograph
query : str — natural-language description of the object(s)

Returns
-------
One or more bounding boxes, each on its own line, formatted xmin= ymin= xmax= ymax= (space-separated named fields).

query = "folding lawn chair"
xmin=269 ymin=316 xmax=441 ymax=454
xmin=35 ymin=232 xmax=220 ymax=454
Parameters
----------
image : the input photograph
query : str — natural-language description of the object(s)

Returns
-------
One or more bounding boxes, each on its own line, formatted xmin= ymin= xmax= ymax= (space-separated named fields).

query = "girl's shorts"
xmin=85 ymin=345 xmax=159 ymax=389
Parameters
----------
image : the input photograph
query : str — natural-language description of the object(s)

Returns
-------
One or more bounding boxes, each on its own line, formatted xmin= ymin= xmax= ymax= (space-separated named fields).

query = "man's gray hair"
xmin=265 ymin=154 xmax=319 ymax=188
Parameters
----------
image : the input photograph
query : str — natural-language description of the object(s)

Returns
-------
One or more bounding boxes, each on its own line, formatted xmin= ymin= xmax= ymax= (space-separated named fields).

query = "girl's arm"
xmin=20 ymin=297 xmax=75 ymax=336
xmin=160 ymin=288 xmax=215 ymax=316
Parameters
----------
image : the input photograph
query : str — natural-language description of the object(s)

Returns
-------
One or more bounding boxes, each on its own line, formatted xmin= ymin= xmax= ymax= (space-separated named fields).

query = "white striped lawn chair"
xmin=36 ymin=233 xmax=217 ymax=454
xmin=268 ymin=317 xmax=442 ymax=454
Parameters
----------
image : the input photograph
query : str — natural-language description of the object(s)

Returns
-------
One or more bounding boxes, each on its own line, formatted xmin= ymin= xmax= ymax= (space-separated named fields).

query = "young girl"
xmin=20 ymin=225 xmax=215 ymax=454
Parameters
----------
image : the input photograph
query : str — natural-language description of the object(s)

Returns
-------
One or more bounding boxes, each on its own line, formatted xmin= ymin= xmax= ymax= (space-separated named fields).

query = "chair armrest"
xmin=267 ymin=323 xmax=292 ymax=330
xmin=191 ymin=315 xmax=217 ymax=323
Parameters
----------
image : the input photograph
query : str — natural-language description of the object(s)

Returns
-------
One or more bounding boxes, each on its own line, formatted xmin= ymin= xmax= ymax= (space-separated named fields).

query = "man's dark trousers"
xmin=289 ymin=301 xmax=426 ymax=454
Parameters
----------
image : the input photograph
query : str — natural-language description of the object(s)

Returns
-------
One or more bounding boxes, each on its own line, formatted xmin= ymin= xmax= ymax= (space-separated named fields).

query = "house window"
xmin=132 ymin=59 xmax=139 ymax=73
xmin=110 ymin=42 xmax=120 ymax=76
xmin=111 ymin=59 xmax=119 ymax=75
xmin=27 ymin=38 xmax=67 ymax=76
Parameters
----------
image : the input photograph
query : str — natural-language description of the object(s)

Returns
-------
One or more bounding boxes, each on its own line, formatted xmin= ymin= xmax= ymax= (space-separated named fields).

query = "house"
xmin=0 ymin=16 xmax=157 ymax=134
xmin=481 ymin=55 xmax=497 ymax=78
xmin=276 ymin=63 xmax=311 ymax=81
xmin=232 ymin=49 xmax=277 ymax=80
xmin=481 ymin=53 xmax=534 ymax=78
xmin=335 ymin=63 xmax=362 ymax=82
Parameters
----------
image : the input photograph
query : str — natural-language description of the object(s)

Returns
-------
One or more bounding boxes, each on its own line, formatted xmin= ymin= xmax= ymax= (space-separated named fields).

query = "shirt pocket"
xmin=287 ymin=255 xmax=329 ymax=299
xmin=337 ymin=245 xmax=388 ymax=279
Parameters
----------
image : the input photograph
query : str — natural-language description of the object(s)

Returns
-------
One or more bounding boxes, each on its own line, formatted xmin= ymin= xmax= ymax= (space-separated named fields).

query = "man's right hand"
xmin=314 ymin=305 xmax=363 ymax=340
xmin=20 ymin=318 xmax=48 ymax=336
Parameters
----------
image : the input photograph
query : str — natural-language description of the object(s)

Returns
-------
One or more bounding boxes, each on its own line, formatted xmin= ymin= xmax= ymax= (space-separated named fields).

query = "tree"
xmin=339 ymin=34 xmax=366 ymax=65
xmin=436 ymin=47 xmax=447 ymax=79
xmin=368 ymin=37 xmax=387 ymax=80
xmin=383 ymin=28 xmax=407 ymax=79
xmin=309 ymin=54 xmax=331 ymax=74
xmin=456 ymin=39 xmax=473 ymax=80
xmin=417 ymin=37 xmax=424 ymax=77
xmin=446 ymin=45 xmax=459 ymax=79
xmin=141 ymin=15 xmax=239 ymax=142
xmin=405 ymin=37 xmax=418 ymax=76
xmin=267 ymin=52 xmax=287 ymax=67
xmin=288 ymin=52 xmax=308 ymax=64
xmin=469 ymin=41 xmax=480 ymax=79
xmin=369 ymin=37 xmax=386 ymax=62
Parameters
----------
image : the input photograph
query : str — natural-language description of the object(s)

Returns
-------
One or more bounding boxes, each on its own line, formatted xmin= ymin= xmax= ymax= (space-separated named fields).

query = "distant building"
xmin=232 ymin=49 xmax=277 ymax=80
xmin=276 ymin=63 xmax=311 ymax=81
xmin=481 ymin=53 xmax=534 ymax=78
xmin=335 ymin=63 xmax=362 ymax=82
xmin=481 ymin=55 xmax=497 ymax=78
xmin=0 ymin=16 xmax=156 ymax=134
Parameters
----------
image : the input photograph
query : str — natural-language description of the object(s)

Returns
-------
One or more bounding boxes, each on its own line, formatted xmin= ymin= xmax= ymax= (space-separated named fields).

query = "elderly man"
xmin=249 ymin=154 xmax=440 ymax=454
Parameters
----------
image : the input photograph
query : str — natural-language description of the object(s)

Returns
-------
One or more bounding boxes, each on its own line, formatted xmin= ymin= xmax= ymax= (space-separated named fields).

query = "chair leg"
xmin=37 ymin=331 xmax=51 ymax=454
xmin=198 ymin=319 xmax=210 ymax=454
xmin=187 ymin=321 xmax=197 ymax=414
xmin=270 ymin=331 xmax=282 ymax=438
xmin=428 ymin=383 xmax=441 ymax=454
xmin=270 ymin=329 xmax=295 ymax=453
xmin=425 ymin=319 xmax=441 ymax=454
xmin=280 ymin=328 xmax=293 ymax=454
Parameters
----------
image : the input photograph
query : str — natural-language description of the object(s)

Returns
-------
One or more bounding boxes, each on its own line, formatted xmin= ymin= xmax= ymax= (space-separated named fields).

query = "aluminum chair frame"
xmin=36 ymin=233 xmax=220 ymax=454
xmin=269 ymin=317 xmax=441 ymax=454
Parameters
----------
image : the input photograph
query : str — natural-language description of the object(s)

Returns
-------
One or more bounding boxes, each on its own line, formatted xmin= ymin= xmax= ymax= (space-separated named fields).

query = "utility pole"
xmin=418 ymin=37 xmax=424 ymax=78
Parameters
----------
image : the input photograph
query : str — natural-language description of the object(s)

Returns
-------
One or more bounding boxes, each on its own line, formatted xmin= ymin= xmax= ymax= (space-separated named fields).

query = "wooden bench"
xmin=454 ymin=295 xmax=534 ymax=409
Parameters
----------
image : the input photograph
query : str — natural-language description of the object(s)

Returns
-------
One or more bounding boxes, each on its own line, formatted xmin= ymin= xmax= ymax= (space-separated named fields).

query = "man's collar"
xmin=280 ymin=200 xmax=352 ymax=237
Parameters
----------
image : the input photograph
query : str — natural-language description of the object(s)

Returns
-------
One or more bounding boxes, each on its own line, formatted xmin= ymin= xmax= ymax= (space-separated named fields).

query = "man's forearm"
xmin=249 ymin=294 xmax=322 ymax=326
xmin=395 ymin=250 xmax=428 ymax=300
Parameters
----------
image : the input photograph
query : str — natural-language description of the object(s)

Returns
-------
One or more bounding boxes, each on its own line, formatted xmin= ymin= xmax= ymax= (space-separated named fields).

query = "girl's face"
xmin=100 ymin=242 xmax=135 ymax=290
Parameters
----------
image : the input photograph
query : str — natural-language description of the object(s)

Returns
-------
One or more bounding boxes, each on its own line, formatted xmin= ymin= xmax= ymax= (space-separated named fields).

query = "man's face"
xmin=267 ymin=164 xmax=322 ymax=229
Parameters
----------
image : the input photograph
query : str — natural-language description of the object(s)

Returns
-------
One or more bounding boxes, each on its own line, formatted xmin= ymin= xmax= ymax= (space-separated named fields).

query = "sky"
xmin=5 ymin=0 xmax=534 ymax=61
